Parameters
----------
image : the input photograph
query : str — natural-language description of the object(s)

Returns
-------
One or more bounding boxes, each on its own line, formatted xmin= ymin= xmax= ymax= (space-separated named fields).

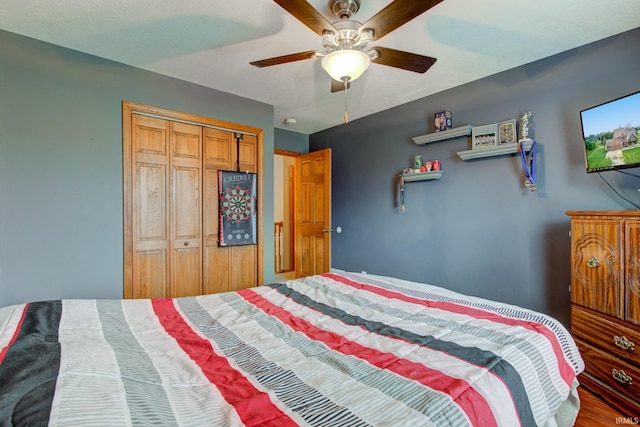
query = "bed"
xmin=0 ymin=272 xmax=584 ymax=426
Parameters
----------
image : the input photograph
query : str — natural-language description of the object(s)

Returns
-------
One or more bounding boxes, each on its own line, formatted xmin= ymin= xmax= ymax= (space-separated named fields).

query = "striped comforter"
xmin=0 ymin=272 xmax=583 ymax=426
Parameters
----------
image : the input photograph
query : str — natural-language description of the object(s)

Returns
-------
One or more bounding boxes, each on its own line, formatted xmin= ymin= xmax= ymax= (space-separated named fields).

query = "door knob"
xmin=322 ymin=228 xmax=333 ymax=233
xmin=184 ymin=242 xmax=189 ymax=246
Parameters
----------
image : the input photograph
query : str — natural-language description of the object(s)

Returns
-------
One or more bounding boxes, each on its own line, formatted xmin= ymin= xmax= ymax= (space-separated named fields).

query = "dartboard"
xmin=221 ymin=185 xmax=254 ymax=223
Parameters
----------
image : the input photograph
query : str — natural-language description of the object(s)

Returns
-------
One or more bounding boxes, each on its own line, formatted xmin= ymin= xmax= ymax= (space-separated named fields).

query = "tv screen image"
xmin=580 ymin=90 xmax=640 ymax=173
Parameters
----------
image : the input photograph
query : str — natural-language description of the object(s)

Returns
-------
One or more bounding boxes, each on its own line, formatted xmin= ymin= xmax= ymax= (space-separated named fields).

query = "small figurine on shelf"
xmin=519 ymin=111 xmax=532 ymax=142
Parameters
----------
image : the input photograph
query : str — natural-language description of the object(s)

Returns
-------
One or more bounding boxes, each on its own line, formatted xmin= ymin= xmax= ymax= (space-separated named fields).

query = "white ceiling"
xmin=1 ymin=0 xmax=639 ymax=134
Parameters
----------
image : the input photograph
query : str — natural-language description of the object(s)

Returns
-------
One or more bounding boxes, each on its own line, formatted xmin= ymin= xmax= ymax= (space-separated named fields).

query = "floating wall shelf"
xmin=412 ymin=125 xmax=473 ymax=145
xmin=401 ymin=171 xmax=443 ymax=182
xmin=457 ymin=140 xmax=533 ymax=160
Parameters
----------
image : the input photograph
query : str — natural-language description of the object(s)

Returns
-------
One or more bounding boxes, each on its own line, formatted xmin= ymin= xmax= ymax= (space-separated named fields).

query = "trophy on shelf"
xmin=518 ymin=112 xmax=537 ymax=191
xmin=519 ymin=111 xmax=532 ymax=142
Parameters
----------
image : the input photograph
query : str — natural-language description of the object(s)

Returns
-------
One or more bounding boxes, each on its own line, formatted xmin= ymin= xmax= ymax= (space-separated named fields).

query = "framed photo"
xmin=498 ymin=119 xmax=517 ymax=145
xmin=471 ymin=124 xmax=498 ymax=149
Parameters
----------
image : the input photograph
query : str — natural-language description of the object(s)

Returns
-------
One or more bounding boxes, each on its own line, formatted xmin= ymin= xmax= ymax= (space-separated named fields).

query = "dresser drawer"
xmin=572 ymin=305 xmax=640 ymax=365
xmin=576 ymin=337 xmax=640 ymax=403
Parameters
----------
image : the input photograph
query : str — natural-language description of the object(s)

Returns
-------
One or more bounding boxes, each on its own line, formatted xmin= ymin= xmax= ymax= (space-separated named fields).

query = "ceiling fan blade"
xmin=250 ymin=50 xmax=318 ymax=67
xmin=361 ymin=0 xmax=444 ymax=41
xmin=273 ymin=0 xmax=335 ymax=36
xmin=371 ymin=47 xmax=437 ymax=73
xmin=330 ymin=79 xmax=350 ymax=93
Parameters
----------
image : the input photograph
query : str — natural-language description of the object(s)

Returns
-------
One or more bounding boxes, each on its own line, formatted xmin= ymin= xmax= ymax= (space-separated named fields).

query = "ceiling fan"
xmin=251 ymin=0 xmax=443 ymax=93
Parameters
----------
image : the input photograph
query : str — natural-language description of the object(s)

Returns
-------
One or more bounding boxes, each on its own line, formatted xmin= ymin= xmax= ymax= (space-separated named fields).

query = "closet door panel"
xmin=203 ymin=168 xmax=227 ymax=295
xmin=205 ymin=249 xmax=230 ymax=295
xmin=230 ymin=134 xmax=257 ymax=291
xmin=205 ymin=129 xmax=233 ymax=168
xmin=135 ymin=116 xmax=168 ymax=159
xmin=238 ymin=136 xmax=257 ymax=173
xmin=231 ymin=246 xmax=257 ymax=290
xmin=169 ymin=122 xmax=202 ymax=297
xmin=170 ymin=164 xmax=202 ymax=297
xmin=137 ymin=163 xmax=167 ymax=242
xmin=171 ymin=247 xmax=202 ymax=297
xmin=203 ymin=129 xmax=232 ymax=294
xmin=133 ymin=251 xmax=167 ymax=299
xmin=173 ymin=166 xmax=200 ymax=240
xmin=132 ymin=115 xmax=169 ymax=299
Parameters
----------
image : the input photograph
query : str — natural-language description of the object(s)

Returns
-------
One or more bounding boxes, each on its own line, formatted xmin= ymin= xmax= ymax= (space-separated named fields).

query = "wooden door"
xmin=129 ymin=118 xmax=203 ymax=299
xmin=169 ymin=122 xmax=202 ymax=297
xmin=295 ymin=149 xmax=332 ymax=277
xmin=130 ymin=114 xmax=170 ymax=299
xmin=203 ymin=129 xmax=258 ymax=294
xmin=234 ymin=134 xmax=258 ymax=289
xmin=570 ymin=218 xmax=623 ymax=318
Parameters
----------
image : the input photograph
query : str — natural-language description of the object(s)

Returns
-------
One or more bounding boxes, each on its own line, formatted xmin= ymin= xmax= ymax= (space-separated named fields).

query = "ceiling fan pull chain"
xmin=343 ymin=79 xmax=349 ymax=124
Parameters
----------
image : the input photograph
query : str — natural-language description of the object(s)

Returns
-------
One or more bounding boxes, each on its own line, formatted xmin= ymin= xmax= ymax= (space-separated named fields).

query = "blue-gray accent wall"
xmin=0 ymin=30 xmax=276 ymax=306
xmin=310 ymin=28 xmax=640 ymax=325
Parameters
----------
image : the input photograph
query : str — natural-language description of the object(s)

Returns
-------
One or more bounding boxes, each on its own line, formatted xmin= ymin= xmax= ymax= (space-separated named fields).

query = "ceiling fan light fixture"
xmin=321 ymin=49 xmax=370 ymax=82
xmin=330 ymin=0 xmax=361 ymax=20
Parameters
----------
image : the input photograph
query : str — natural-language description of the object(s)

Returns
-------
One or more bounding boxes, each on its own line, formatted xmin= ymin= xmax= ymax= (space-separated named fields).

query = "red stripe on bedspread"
xmin=324 ymin=273 xmax=576 ymax=386
xmin=152 ymin=299 xmax=297 ymax=427
xmin=240 ymin=289 xmax=497 ymax=427
xmin=0 ymin=304 xmax=29 ymax=365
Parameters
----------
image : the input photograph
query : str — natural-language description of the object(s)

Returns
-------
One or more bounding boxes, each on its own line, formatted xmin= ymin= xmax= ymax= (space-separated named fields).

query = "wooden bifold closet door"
xmin=123 ymin=101 xmax=263 ymax=299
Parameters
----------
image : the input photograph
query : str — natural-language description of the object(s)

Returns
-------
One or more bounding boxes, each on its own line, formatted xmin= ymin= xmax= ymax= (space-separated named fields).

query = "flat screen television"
xmin=580 ymin=90 xmax=640 ymax=173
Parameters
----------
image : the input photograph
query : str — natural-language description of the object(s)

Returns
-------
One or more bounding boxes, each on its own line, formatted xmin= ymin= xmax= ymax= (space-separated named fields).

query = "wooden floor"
xmin=274 ymin=270 xmax=296 ymax=282
xmin=575 ymin=386 xmax=625 ymax=426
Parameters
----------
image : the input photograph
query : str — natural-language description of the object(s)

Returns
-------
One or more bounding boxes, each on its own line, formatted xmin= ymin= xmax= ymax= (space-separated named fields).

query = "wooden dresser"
xmin=567 ymin=210 xmax=640 ymax=415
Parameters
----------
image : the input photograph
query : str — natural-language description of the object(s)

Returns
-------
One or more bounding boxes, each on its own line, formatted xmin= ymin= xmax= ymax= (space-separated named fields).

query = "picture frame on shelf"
xmin=497 ymin=119 xmax=517 ymax=145
xmin=471 ymin=124 xmax=498 ymax=149
xmin=434 ymin=110 xmax=452 ymax=132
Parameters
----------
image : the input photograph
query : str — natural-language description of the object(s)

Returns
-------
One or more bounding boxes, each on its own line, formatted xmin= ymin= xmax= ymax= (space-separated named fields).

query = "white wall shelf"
xmin=457 ymin=140 xmax=533 ymax=160
xmin=401 ymin=171 xmax=443 ymax=182
xmin=412 ymin=125 xmax=473 ymax=145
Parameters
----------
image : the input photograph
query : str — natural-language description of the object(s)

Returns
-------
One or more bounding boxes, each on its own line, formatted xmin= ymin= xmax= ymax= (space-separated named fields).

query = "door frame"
xmin=122 ymin=101 xmax=265 ymax=298
xmin=274 ymin=149 xmax=300 ymax=274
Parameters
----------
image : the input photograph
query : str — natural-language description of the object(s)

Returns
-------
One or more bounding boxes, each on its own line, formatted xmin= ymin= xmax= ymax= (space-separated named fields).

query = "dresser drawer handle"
xmin=586 ymin=256 xmax=600 ymax=268
xmin=612 ymin=368 xmax=633 ymax=385
xmin=614 ymin=335 xmax=636 ymax=351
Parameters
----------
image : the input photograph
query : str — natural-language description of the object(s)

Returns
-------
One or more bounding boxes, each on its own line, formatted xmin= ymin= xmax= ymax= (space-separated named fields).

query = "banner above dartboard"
xmin=218 ymin=170 xmax=257 ymax=246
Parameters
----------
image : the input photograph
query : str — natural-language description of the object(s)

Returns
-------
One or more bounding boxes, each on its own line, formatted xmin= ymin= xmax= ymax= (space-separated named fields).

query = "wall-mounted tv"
xmin=580 ymin=90 xmax=640 ymax=173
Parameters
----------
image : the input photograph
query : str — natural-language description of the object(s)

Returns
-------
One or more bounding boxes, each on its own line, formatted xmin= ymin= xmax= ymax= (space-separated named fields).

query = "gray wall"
xmin=310 ymin=28 xmax=640 ymax=326
xmin=275 ymin=128 xmax=309 ymax=153
xmin=0 ymin=30 xmax=276 ymax=306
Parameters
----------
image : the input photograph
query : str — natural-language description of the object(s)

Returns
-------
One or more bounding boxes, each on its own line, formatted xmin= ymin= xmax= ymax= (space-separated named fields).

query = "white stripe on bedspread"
xmin=262 ymin=286 xmax=520 ymax=424
xmin=50 ymin=300 xmax=132 ymax=427
xmin=0 ymin=304 xmax=25 ymax=353
xmin=279 ymin=274 xmax=575 ymax=426
xmin=248 ymin=281 xmax=521 ymax=425
xmin=295 ymin=277 xmax=570 ymax=423
xmin=122 ymin=299 xmax=243 ymax=427
xmin=197 ymin=293 xmax=439 ymax=427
